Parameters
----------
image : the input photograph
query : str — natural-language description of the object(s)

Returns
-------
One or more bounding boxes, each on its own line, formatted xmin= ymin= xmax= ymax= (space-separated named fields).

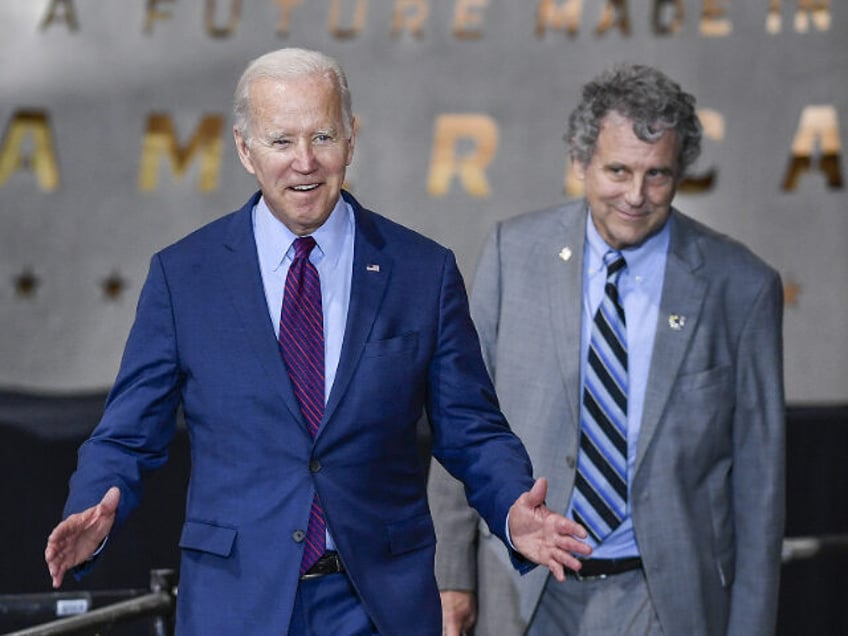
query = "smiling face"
xmin=573 ymin=111 xmax=680 ymax=250
xmin=233 ymin=73 xmax=355 ymax=236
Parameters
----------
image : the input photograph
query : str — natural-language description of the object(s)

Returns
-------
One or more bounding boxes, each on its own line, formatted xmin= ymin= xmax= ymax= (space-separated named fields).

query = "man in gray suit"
xmin=428 ymin=64 xmax=785 ymax=635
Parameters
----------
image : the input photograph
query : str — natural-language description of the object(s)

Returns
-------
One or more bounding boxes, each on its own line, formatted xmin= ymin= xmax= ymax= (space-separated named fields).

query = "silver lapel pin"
xmin=668 ymin=314 xmax=686 ymax=330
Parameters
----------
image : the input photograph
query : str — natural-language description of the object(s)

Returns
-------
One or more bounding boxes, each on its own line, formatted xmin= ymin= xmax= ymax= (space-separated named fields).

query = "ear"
xmin=571 ymin=158 xmax=587 ymax=181
xmin=233 ymin=126 xmax=256 ymax=175
xmin=345 ymin=116 xmax=358 ymax=166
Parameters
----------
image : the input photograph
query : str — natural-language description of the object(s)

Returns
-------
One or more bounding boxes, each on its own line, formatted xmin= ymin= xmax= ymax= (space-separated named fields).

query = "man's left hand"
xmin=508 ymin=477 xmax=592 ymax=581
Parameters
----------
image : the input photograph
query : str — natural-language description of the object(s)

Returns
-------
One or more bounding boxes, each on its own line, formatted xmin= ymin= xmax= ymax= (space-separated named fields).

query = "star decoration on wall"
xmin=13 ymin=269 xmax=40 ymax=298
xmin=783 ymin=278 xmax=802 ymax=307
xmin=101 ymin=271 xmax=128 ymax=300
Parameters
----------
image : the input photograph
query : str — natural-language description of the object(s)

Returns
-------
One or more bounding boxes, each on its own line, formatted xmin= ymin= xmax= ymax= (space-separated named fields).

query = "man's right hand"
xmin=44 ymin=486 xmax=120 ymax=588
xmin=508 ymin=478 xmax=591 ymax=581
xmin=441 ymin=590 xmax=477 ymax=636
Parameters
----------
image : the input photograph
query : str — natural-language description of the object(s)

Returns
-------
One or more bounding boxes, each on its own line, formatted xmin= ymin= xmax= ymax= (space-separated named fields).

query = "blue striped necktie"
xmin=573 ymin=250 xmax=628 ymax=545
xmin=278 ymin=236 xmax=326 ymax=574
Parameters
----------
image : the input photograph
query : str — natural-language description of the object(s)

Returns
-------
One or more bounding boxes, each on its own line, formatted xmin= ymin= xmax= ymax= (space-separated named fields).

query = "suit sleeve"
xmin=727 ymin=268 xmax=785 ymax=636
xmin=428 ymin=225 xmax=509 ymax=590
xmin=427 ymin=237 xmax=535 ymax=552
xmin=64 ymin=253 xmax=183 ymax=533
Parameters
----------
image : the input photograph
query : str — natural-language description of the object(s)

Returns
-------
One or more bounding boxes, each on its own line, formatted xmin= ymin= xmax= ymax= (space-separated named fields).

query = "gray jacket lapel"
xmin=543 ymin=202 xmax=587 ymax=435
xmin=635 ymin=211 xmax=708 ymax=472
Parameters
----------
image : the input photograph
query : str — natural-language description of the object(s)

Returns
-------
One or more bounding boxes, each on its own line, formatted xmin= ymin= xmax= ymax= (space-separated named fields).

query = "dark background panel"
xmin=0 ymin=394 xmax=846 ymax=633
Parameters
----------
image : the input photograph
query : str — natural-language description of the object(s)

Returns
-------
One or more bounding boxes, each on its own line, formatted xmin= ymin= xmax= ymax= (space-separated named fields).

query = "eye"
xmin=606 ymin=165 xmax=627 ymax=179
xmin=314 ymin=133 xmax=333 ymax=143
xmin=647 ymin=168 xmax=674 ymax=182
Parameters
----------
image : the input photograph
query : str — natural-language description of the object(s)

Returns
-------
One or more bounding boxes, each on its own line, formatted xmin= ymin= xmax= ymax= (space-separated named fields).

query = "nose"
xmin=292 ymin=140 xmax=317 ymax=172
xmin=623 ymin=175 xmax=646 ymax=208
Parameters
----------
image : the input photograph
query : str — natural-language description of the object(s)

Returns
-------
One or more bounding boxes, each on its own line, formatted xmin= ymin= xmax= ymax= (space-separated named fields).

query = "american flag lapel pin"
xmin=366 ymin=264 xmax=380 ymax=272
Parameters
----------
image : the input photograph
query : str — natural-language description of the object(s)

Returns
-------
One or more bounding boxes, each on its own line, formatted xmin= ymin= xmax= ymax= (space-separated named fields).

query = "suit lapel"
xmin=322 ymin=195 xmax=391 ymax=430
xmin=543 ymin=203 xmax=587 ymax=436
xmin=635 ymin=211 xmax=708 ymax=472
xmin=219 ymin=194 xmax=306 ymax=427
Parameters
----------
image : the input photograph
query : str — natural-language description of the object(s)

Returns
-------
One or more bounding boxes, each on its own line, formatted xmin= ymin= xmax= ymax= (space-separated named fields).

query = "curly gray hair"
xmin=566 ymin=63 xmax=702 ymax=175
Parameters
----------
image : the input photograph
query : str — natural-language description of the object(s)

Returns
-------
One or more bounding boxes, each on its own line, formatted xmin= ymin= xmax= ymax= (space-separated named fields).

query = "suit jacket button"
xmin=309 ymin=459 xmax=322 ymax=473
xmin=292 ymin=530 xmax=306 ymax=543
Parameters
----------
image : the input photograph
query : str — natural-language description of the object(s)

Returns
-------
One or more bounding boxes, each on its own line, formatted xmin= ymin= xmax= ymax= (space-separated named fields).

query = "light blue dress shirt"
xmin=253 ymin=194 xmax=355 ymax=551
xmin=569 ymin=212 xmax=670 ymax=559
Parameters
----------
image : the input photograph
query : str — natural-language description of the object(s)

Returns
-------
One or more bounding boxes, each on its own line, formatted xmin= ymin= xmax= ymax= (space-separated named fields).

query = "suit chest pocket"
xmin=362 ymin=332 xmax=419 ymax=359
xmin=667 ymin=365 xmax=734 ymax=458
xmin=674 ymin=365 xmax=733 ymax=406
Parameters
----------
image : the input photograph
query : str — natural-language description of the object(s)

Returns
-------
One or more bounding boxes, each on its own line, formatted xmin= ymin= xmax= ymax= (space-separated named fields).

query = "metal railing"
xmin=781 ymin=533 xmax=848 ymax=564
xmin=2 ymin=535 xmax=848 ymax=635
xmin=0 ymin=570 xmax=175 ymax=636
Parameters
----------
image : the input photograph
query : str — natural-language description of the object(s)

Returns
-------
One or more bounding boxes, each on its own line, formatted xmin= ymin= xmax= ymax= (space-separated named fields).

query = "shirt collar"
xmin=255 ymin=195 xmax=352 ymax=271
xmin=585 ymin=209 xmax=672 ymax=281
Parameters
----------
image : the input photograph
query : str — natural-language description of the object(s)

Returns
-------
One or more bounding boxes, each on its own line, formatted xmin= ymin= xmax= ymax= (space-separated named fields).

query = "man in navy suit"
xmin=44 ymin=48 xmax=591 ymax=635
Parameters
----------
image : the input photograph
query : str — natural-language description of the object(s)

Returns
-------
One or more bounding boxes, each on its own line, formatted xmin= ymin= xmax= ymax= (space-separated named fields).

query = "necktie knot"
xmin=603 ymin=250 xmax=626 ymax=282
xmin=292 ymin=236 xmax=317 ymax=261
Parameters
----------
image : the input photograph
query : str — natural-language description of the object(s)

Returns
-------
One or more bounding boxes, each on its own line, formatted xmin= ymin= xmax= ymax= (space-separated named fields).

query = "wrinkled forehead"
xmin=248 ymin=74 xmax=349 ymax=133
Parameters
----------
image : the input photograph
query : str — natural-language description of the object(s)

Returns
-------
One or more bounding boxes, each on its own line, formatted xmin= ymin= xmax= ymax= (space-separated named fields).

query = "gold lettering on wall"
xmin=27 ymin=0 xmax=841 ymax=39
xmin=596 ymin=0 xmax=631 ymax=36
xmin=781 ymin=105 xmax=843 ymax=190
xmin=274 ymin=0 xmax=303 ymax=37
xmin=329 ymin=0 xmax=368 ymax=39
xmin=652 ymin=0 xmax=684 ymax=36
xmin=144 ymin=0 xmax=175 ymax=34
xmin=679 ymin=108 xmax=724 ymax=193
xmin=0 ymin=111 xmax=60 ymax=192
xmin=697 ymin=108 xmax=726 ymax=143
xmin=428 ymin=114 xmax=498 ymax=197
xmin=40 ymin=0 xmax=79 ymax=32
xmin=138 ymin=114 xmax=224 ymax=192
xmin=536 ymin=0 xmax=583 ymax=37
xmin=700 ymin=0 xmax=732 ymax=36
xmin=783 ymin=278 xmax=801 ymax=306
xmin=205 ymin=0 xmax=242 ymax=38
xmin=767 ymin=0 xmax=831 ymax=34
xmin=453 ymin=0 xmax=487 ymax=39
xmin=392 ymin=0 xmax=429 ymax=38
xmin=564 ymin=161 xmax=583 ymax=198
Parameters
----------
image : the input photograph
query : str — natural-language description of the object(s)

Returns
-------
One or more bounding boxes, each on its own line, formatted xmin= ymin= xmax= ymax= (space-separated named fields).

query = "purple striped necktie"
xmin=278 ymin=236 xmax=326 ymax=574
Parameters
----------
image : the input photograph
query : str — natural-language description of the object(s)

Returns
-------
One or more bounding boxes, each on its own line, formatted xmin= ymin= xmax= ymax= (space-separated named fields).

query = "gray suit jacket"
xmin=428 ymin=200 xmax=785 ymax=636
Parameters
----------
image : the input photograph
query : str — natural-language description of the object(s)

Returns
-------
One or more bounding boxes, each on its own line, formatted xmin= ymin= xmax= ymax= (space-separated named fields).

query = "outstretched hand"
xmin=45 ymin=486 xmax=120 ymax=588
xmin=508 ymin=478 xmax=592 ymax=581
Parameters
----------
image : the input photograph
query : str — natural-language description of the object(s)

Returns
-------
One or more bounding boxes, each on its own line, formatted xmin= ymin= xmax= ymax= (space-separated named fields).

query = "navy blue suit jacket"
xmin=64 ymin=191 xmax=534 ymax=635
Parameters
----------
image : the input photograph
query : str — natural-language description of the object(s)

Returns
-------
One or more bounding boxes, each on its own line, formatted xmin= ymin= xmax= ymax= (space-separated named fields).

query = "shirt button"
xmin=292 ymin=530 xmax=306 ymax=543
xmin=309 ymin=459 xmax=322 ymax=473
xmin=566 ymin=455 xmax=576 ymax=468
